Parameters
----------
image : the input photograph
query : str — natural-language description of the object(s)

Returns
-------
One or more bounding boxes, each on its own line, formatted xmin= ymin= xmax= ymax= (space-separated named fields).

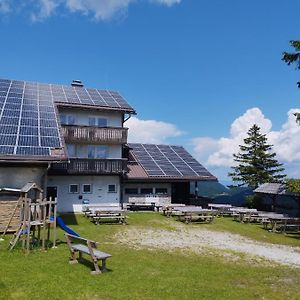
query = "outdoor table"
xmin=177 ymin=207 xmax=218 ymax=224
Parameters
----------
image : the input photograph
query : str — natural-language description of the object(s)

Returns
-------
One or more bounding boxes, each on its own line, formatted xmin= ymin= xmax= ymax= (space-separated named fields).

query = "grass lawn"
xmin=0 ymin=213 xmax=300 ymax=300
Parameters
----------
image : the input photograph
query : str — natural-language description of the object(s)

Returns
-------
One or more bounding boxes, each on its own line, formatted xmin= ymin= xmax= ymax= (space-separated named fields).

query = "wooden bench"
xmin=92 ymin=212 xmax=126 ymax=225
xmin=65 ymin=234 xmax=112 ymax=275
xmin=178 ymin=214 xmax=214 ymax=224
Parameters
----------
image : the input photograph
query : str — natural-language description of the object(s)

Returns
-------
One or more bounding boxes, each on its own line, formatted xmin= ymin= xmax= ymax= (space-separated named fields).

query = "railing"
xmin=61 ymin=125 xmax=128 ymax=144
xmin=49 ymin=158 xmax=128 ymax=175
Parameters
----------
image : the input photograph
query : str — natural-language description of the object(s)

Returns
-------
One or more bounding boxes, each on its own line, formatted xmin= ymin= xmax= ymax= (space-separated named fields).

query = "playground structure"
xmin=1 ymin=182 xmax=57 ymax=253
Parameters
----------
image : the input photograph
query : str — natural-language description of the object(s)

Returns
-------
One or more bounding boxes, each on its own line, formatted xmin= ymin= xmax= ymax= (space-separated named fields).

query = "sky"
xmin=0 ymin=0 xmax=300 ymax=182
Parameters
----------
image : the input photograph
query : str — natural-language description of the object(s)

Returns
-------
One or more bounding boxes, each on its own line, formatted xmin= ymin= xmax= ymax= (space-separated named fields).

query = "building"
xmin=0 ymin=77 xmax=217 ymax=213
xmin=123 ymin=143 xmax=217 ymax=206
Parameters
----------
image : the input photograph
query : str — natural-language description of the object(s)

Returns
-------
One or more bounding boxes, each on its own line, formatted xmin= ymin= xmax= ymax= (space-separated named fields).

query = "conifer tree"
xmin=282 ymin=40 xmax=300 ymax=70
xmin=228 ymin=124 xmax=286 ymax=188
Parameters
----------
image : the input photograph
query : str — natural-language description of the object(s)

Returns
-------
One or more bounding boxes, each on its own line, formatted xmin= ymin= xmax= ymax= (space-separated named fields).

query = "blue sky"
xmin=1 ymin=0 xmax=300 ymax=181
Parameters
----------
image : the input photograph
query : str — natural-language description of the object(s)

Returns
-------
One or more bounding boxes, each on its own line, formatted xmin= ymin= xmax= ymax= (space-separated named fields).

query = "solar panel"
xmin=0 ymin=78 xmax=134 ymax=159
xmin=129 ymin=143 xmax=215 ymax=179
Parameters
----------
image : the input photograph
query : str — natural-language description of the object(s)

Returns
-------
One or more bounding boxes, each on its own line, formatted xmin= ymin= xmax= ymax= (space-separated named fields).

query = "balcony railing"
xmin=61 ymin=125 xmax=128 ymax=144
xmin=49 ymin=158 xmax=128 ymax=175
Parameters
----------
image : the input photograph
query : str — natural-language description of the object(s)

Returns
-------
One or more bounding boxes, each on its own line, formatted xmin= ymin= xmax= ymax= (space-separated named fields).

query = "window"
xmin=155 ymin=188 xmax=168 ymax=195
xmin=83 ymin=184 xmax=92 ymax=193
xmin=60 ymin=114 xmax=66 ymax=124
xmin=88 ymin=145 xmax=108 ymax=159
xmin=125 ymin=188 xmax=138 ymax=194
xmin=69 ymin=184 xmax=79 ymax=194
xmin=66 ymin=144 xmax=76 ymax=157
xmin=89 ymin=117 xmax=107 ymax=127
xmin=140 ymin=188 xmax=153 ymax=195
xmin=88 ymin=117 xmax=96 ymax=126
xmin=67 ymin=115 xmax=76 ymax=125
xmin=108 ymin=184 xmax=117 ymax=193
xmin=97 ymin=118 xmax=107 ymax=127
xmin=60 ymin=114 xmax=76 ymax=125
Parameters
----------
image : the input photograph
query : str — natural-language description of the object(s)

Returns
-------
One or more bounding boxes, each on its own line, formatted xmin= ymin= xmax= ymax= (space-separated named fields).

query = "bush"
xmin=245 ymin=194 xmax=263 ymax=209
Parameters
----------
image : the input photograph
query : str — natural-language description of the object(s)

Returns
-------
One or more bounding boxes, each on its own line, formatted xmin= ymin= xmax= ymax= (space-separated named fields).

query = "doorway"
xmin=171 ymin=182 xmax=190 ymax=204
xmin=47 ymin=186 xmax=57 ymax=201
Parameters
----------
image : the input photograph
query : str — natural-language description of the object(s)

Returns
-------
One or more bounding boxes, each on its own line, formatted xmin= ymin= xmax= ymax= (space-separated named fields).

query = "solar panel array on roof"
xmin=0 ymin=79 xmax=62 ymax=157
xmin=0 ymin=78 xmax=135 ymax=159
xmin=128 ymin=143 xmax=215 ymax=179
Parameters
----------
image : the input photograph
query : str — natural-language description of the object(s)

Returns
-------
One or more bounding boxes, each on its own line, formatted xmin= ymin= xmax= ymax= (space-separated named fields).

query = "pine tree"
xmin=228 ymin=124 xmax=286 ymax=188
xmin=282 ymin=40 xmax=300 ymax=70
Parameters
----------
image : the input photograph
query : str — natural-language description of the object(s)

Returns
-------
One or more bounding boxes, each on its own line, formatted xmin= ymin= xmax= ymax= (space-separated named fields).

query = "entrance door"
xmin=47 ymin=186 xmax=57 ymax=201
xmin=171 ymin=182 xmax=190 ymax=204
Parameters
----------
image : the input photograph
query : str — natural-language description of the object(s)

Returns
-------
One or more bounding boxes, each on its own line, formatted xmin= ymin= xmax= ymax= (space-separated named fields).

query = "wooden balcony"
xmin=61 ymin=125 xmax=128 ymax=144
xmin=49 ymin=158 xmax=128 ymax=175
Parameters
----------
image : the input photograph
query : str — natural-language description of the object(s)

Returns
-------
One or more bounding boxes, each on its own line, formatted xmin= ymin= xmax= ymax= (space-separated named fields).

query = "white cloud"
xmin=191 ymin=107 xmax=300 ymax=178
xmin=125 ymin=116 xmax=182 ymax=144
xmin=151 ymin=0 xmax=181 ymax=6
xmin=0 ymin=0 xmax=181 ymax=21
xmin=31 ymin=0 xmax=59 ymax=22
xmin=0 ymin=0 xmax=10 ymax=13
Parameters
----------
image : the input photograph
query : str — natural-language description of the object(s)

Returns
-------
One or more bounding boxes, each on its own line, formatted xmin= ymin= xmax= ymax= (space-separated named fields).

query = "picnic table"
xmin=84 ymin=206 xmax=127 ymax=225
xmin=176 ymin=206 xmax=217 ymax=224
xmin=127 ymin=202 xmax=161 ymax=212
xmin=208 ymin=203 xmax=233 ymax=216
xmin=162 ymin=204 xmax=186 ymax=217
xmin=266 ymin=216 xmax=300 ymax=232
xmin=231 ymin=208 xmax=258 ymax=222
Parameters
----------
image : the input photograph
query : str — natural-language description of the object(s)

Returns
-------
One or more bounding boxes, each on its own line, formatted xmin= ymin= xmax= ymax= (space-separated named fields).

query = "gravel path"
xmin=115 ymin=227 xmax=300 ymax=267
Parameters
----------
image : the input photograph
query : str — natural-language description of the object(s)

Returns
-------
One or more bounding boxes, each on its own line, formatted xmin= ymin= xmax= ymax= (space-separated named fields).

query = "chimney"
xmin=71 ymin=80 xmax=84 ymax=87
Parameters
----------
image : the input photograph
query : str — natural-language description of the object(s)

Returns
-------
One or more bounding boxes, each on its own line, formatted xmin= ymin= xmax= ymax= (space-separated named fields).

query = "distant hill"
xmin=194 ymin=181 xmax=253 ymax=206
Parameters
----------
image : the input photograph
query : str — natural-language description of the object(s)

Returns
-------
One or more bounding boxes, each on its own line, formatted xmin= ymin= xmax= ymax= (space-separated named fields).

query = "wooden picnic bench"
xmin=91 ymin=211 xmax=127 ymax=225
xmin=179 ymin=213 xmax=214 ymax=224
xmin=127 ymin=202 xmax=157 ymax=211
xmin=65 ymin=234 xmax=112 ymax=275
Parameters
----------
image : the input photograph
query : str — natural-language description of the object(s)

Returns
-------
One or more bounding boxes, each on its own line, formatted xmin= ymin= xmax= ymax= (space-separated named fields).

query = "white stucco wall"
xmin=48 ymin=175 xmax=120 ymax=213
xmin=58 ymin=108 xmax=123 ymax=127
xmin=0 ymin=166 xmax=47 ymax=190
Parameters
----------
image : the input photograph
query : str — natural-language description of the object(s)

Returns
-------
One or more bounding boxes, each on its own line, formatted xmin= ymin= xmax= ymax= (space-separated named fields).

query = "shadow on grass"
xmin=59 ymin=213 xmax=78 ymax=225
xmin=76 ymin=257 xmax=113 ymax=273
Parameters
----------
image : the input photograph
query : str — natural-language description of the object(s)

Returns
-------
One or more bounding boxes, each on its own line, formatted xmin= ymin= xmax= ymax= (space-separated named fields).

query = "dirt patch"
xmin=115 ymin=227 xmax=300 ymax=267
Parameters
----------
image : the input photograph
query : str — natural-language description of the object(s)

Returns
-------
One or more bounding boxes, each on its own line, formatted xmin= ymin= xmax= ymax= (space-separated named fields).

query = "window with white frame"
xmin=88 ymin=116 xmax=108 ymax=127
xmin=60 ymin=114 xmax=76 ymax=125
xmin=66 ymin=144 xmax=76 ymax=157
xmin=108 ymin=184 xmax=117 ymax=193
xmin=67 ymin=115 xmax=76 ymax=125
xmin=82 ymin=184 xmax=92 ymax=193
xmin=69 ymin=184 xmax=79 ymax=193
xmin=60 ymin=114 xmax=67 ymax=124
xmin=88 ymin=145 xmax=108 ymax=159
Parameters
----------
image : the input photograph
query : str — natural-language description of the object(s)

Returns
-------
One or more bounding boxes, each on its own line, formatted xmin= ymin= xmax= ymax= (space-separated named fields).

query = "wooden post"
xmin=52 ymin=197 xmax=57 ymax=248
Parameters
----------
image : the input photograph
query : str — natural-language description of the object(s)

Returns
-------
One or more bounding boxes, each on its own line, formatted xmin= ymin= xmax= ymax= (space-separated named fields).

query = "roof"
xmin=125 ymin=143 xmax=217 ymax=181
xmin=254 ymin=183 xmax=289 ymax=195
xmin=0 ymin=78 xmax=135 ymax=161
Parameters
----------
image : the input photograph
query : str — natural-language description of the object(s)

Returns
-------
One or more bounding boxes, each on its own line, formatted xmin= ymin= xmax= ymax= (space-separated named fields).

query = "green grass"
xmin=0 ymin=213 xmax=300 ymax=300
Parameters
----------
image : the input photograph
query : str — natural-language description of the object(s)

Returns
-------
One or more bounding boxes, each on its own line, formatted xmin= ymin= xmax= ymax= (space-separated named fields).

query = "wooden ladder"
xmin=9 ymin=223 xmax=24 ymax=250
